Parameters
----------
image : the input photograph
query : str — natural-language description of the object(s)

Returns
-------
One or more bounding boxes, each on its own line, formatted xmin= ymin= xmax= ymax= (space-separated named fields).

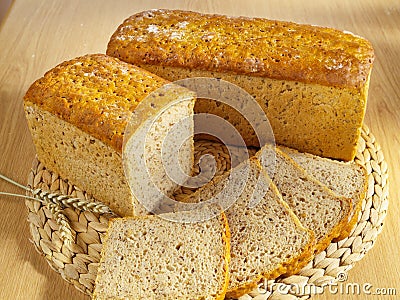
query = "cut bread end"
xmin=93 ymin=207 xmax=230 ymax=300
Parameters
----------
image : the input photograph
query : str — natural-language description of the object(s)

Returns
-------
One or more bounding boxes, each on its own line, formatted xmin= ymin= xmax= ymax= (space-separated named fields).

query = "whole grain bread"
xmin=255 ymin=146 xmax=352 ymax=253
xmin=107 ymin=9 xmax=374 ymax=161
xmin=93 ymin=208 xmax=230 ymax=300
xmin=278 ymin=145 xmax=368 ymax=240
xmin=24 ymin=54 xmax=195 ymax=216
xmin=180 ymin=158 xmax=315 ymax=298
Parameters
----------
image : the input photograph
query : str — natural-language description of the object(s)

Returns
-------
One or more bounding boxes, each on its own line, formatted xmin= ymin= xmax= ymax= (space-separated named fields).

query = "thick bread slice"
xmin=93 ymin=208 xmax=230 ymax=300
xmin=279 ymin=145 xmax=368 ymax=240
xmin=255 ymin=146 xmax=352 ymax=253
xmin=180 ymin=158 xmax=315 ymax=298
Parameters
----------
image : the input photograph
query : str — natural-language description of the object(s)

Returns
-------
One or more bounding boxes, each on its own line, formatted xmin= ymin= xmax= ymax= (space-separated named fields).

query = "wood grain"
xmin=0 ymin=0 xmax=399 ymax=299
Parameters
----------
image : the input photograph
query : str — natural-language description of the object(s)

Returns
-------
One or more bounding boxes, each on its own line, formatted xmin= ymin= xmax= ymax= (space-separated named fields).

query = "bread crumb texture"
xmin=24 ymin=106 xmax=135 ymax=216
xmin=93 ymin=214 xmax=230 ymax=300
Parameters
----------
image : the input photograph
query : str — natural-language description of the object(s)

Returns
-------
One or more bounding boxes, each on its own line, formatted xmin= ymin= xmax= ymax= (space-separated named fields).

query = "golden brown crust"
xmin=225 ymin=277 xmax=261 ymax=299
xmin=107 ymin=9 xmax=374 ymax=89
xmin=23 ymin=54 xmax=169 ymax=153
xmin=137 ymin=64 xmax=366 ymax=161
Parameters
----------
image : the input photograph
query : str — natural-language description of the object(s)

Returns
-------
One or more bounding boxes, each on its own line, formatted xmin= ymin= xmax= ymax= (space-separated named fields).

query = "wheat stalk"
xmin=31 ymin=189 xmax=113 ymax=214
xmin=0 ymin=173 xmax=114 ymax=214
xmin=0 ymin=172 xmax=115 ymax=247
xmin=46 ymin=202 xmax=74 ymax=246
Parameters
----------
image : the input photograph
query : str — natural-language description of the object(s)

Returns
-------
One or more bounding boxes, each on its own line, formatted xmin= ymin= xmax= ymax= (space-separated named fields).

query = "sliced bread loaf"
xmin=278 ymin=145 xmax=368 ymax=240
xmin=24 ymin=54 xmax=195 ymax=217
xmin=255 ymin=146 xmax=352 ymax=253
xmin=180 ymin=158 xmax=315 ymax=298
xmin=93 ymin=208 xmax=230 ymax=300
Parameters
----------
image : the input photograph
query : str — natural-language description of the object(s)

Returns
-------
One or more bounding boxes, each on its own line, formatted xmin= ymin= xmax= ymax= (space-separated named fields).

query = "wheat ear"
xmin=0 ymin=173 xmax=114 ymax=215
xmin=1 ymin=172 xmax=115 ymax=247
xmin=31 ymin=189 xmax=113 ymax=214
xmin=46 ymin=202 xmax=74 ymax=246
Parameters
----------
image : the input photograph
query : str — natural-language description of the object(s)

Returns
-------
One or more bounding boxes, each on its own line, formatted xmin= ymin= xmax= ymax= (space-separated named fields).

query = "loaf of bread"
xmin=180 ymin=158 xmax=315 ymax=298
xmin=93 ymin=208 xmax=231 ymax=299
xmin=107 ymin=9 xmax=375 ymax=161
xmin=255 ymin=146 xmax=352 ymax=253
xmin=279 ymin=145 xmax=367 ymax=240
xmin=24 ymin=54 xmax=195 ymax=216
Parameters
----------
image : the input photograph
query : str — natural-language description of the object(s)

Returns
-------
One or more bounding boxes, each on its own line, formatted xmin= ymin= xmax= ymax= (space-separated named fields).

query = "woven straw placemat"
xmin=25 ymin=125 xmax=389 ymax=299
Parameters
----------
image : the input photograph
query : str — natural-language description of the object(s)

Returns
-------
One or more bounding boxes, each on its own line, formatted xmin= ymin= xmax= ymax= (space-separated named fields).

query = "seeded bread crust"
xmin=24 ymin=54 xmax=171 ymax=152
xmin=107 ymin=9 xmax=374 ymax=89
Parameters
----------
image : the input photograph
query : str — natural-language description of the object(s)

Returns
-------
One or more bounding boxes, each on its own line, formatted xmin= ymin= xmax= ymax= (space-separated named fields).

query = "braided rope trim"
xmin=25 ymin=125 xmax=388 ymax=298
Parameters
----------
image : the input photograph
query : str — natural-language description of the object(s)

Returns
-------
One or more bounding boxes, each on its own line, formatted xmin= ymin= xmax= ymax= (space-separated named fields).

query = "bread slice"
xmin=180 ymin=158 xmax=315 ymax=298
xmin=278 ymin=145 xmax=367 ymax=240
xmin=93 ymin=208 xmax=230 ymax=300
xmin=24 ymin=54 xmax=195 ymax=216
xmin=255 ymin=146 xmax=352 ymax=253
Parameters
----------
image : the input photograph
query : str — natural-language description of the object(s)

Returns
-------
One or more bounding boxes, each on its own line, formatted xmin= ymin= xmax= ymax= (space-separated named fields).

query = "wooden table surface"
xmin=0 ymin=0 xmax=399 ymax=299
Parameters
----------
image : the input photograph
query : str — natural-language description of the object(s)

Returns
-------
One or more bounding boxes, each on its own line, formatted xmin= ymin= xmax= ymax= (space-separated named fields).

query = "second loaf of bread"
xmin=107 ymin=9 xmax=375 ymax=161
